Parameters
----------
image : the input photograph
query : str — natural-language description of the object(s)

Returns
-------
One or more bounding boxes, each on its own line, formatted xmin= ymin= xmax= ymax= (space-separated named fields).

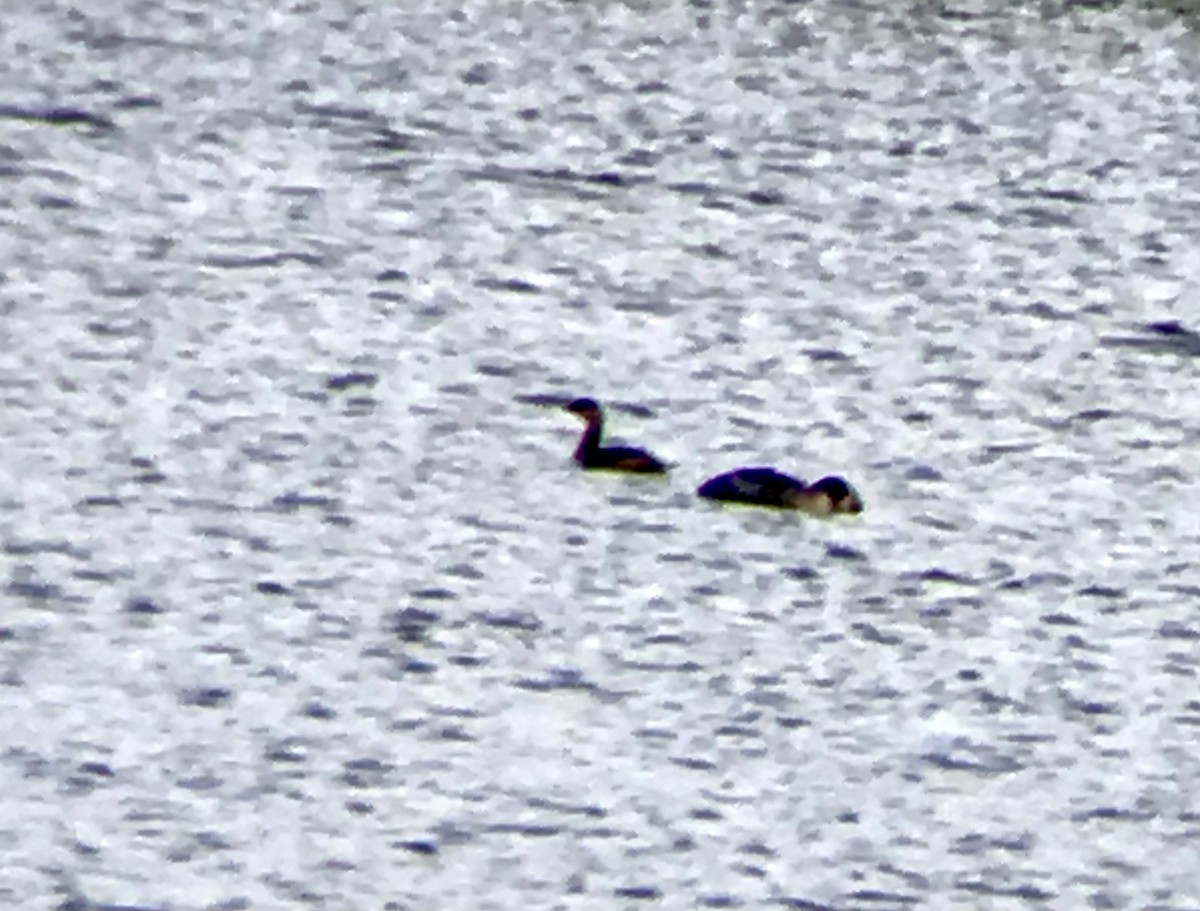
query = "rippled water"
xmin=3 ymin=1 xmax=1200 ymax=909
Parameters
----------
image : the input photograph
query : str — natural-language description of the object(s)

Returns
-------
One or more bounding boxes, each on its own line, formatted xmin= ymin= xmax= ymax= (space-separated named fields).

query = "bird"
xmin=564 ymin=397 xmax=670 ymax=473
xmin=697 ymin=467 xmax=863 ymax=515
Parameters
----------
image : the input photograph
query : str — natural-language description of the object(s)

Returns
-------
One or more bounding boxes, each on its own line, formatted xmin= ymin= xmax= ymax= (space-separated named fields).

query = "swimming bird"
xmin=697 ymin=467 xmax=863 ymax=515
xmin=565 ymin=397 xmax=669 ymax=473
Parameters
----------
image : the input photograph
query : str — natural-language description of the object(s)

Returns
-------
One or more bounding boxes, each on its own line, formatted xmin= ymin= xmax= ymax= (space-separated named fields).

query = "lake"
xmin=1 ymin=1 xmax=1199 ymax=909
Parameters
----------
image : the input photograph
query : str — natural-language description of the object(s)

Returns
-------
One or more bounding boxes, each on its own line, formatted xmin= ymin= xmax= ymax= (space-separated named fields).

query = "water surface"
xmin=2 ymin=1 xmax=1199 ymax=909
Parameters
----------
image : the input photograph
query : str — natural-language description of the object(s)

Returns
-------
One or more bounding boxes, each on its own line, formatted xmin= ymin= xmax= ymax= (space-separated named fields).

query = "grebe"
xmin=697 ymin=467 xmax=863 ymax=515
xmin=565 ymin=398 xmax=669 ymax=473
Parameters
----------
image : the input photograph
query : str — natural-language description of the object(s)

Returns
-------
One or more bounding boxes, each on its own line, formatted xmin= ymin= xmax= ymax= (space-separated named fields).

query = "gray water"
xmin=2 ymin=1 xmax=1200 ymax=909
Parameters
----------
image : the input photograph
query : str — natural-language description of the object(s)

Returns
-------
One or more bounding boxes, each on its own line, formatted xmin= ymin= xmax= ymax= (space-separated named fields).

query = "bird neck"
xmin=574 ymin=417 xmax=602 ymax=461
xmin=783 ymin=487 xmax=832 ymax=515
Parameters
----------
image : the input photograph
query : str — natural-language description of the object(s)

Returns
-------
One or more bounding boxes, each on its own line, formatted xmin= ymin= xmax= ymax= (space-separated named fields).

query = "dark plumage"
xmin=565 ymin=398 xmax=669 ymax=473
xmin=697 ymin=467 xmax=863 ymax=514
